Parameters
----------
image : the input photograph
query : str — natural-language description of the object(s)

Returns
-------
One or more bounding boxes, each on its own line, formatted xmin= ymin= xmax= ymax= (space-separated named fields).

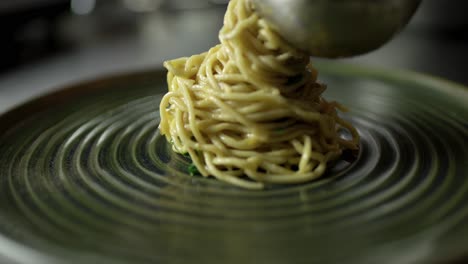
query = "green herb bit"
xmin=188 ymin=164 xmax=200 ymax=176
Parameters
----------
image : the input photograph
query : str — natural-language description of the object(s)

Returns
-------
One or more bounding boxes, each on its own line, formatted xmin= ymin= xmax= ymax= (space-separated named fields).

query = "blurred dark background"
xmin=0 ymin=0 xmax=466 ymax=113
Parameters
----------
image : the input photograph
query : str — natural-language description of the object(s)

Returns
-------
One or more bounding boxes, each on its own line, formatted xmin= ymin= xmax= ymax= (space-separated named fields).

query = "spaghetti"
xmin=159 ymin=0 xmax=359 ymax=189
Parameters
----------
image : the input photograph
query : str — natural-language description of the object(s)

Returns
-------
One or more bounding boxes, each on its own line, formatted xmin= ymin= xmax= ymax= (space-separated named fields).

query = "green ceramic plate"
xmin=0 ymin=62 xmax=467 ymax=264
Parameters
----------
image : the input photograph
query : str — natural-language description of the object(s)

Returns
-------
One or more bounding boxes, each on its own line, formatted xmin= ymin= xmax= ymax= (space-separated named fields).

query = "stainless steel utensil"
xmin=252 ymin=0 xmax=422 ymax=57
